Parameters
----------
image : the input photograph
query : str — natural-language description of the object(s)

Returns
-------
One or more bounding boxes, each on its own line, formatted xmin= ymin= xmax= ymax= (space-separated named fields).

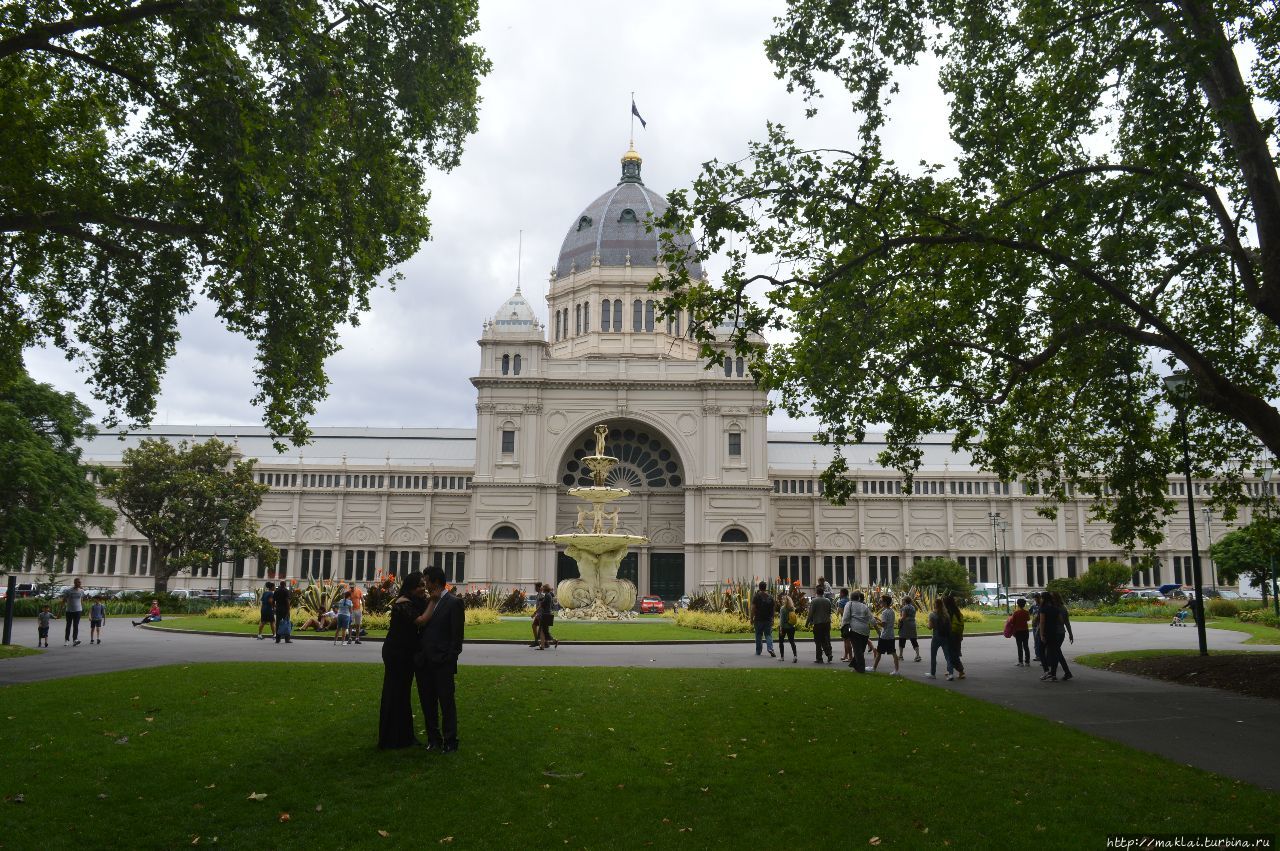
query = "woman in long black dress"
xmin=378 ymin=572 xmax=427 ymax=749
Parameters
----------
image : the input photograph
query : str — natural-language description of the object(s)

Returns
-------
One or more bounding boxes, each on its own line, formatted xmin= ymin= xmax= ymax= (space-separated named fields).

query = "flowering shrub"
xmin=207 ymin=605 xmax=254 ymax=620
xmin=363 ymin=572 xmax=398 ymax=614
xmin=458 ymin=588 xmax=488 ymax=610
xmin=1238 ymin=608 xmax=1280 ymax=628
xmin=498 ymin=588 xmax=528 ymax=613
xmin=464 ymin=607 xmax=500 ymax=626
xmin=675 ymin=610 xmax=753 ymax=633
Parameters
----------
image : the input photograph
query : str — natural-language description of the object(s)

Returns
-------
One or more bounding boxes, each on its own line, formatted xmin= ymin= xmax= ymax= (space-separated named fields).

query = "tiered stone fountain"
xmin=548 ymin=424 xmax=647 ymax=620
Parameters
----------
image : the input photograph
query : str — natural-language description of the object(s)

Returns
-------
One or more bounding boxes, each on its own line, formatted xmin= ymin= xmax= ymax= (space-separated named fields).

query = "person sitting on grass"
xmin=132 ymin=600 xmax=161 ymax=627
xmin=299 ymin=611 xmax=335 ymax=632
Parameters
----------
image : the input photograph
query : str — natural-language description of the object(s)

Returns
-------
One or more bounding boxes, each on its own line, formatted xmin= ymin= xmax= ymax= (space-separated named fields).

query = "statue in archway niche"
xmin=548 ymin=424 xmax=647 ymax=619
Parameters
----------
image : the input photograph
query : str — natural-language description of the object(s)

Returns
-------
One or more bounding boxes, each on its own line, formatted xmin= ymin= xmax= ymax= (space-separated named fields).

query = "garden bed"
xmin=1076 ymin=649 xmax=1280 ymax=700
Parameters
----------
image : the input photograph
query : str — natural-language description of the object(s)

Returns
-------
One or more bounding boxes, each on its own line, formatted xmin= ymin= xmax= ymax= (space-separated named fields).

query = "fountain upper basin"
xmin=546 ymin=533 xmax=648 ymax=554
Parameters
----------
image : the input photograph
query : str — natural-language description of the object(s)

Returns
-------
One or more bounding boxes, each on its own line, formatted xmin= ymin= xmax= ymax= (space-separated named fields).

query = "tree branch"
xmin=0 ymin=210 xmax=206 ymax=241
xmin=26 ymin=42 xmax=176 ymax=112
xmin=0 ymin=1 xmax=188 ymax=61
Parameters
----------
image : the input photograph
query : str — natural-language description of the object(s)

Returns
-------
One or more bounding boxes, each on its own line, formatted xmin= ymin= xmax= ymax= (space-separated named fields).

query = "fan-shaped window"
xmin=612 ymin=299 xmax=622 ymax=331
xmin=618 ymin=208 xmax=638 ymax=223
xmin=501 ymin=354 xmax=510 ymax=375
xmin=721 ymin=528 xmax=749 ymax=544
xmin=632 ymin=299 xmax=643 ymax=331
xmin=577 ymin=215 xmax=593 ymax=232
xmin=513 ymin=354 xmax=522 ymax=375
xmin=601 ymin=299 xmax=611 ymax=332
xmin=645 ymin=300 xmax=655 ymax=332
xmin=492 ymin=525 xmax=520 ymax=541
xmin=560 ymin=425 xmax=684 ymax=489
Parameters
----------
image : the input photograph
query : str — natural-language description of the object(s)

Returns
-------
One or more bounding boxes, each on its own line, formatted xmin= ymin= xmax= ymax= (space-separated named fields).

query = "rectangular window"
xmin=1066 ymin=556 xmax=1077 ymax=579
xmin=278 ymin=549 xmax=288 ymax=578
xmin=501 ymin=430 xmax=516 ymax=454
xmin=728 ymin=432 xmax=741 ymax=457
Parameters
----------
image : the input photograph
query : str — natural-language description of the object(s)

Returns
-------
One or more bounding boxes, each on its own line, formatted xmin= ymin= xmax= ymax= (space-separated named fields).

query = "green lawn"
xmin=1074 ymin=648 xmax=1272 ymax=666
xmin=0 ymin=663 xmax=1275 ymax=848
xmin=0 ymin=644 xmax=41 ymax=659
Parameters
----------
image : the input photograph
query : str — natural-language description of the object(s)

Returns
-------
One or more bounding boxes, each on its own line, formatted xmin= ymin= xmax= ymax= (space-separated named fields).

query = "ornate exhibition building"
xmin=69 ymin=149 xmax=1270 ymax=598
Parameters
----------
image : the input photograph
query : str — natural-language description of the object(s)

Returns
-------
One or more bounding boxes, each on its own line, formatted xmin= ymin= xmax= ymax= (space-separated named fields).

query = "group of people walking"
xmin=529 ymin=582 xmax=559 ymax=650
xmin=1007 ymin=592 xmax=1075 ymax=682
xmin=377 ymin=567 xmax=465 ymax=753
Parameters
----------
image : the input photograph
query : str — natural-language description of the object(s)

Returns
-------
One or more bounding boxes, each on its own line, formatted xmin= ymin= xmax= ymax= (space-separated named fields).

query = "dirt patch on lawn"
xmin=1096 ymin=653 xmax=1280 ymax=701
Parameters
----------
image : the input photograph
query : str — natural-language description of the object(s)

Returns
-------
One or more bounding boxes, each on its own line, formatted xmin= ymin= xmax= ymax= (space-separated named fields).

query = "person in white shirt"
xmin=841 ymin=591 xmax=872 ymax=673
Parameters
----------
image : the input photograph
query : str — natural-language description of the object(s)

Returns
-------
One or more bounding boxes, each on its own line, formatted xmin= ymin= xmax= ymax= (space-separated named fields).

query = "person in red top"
xmin=1008 ymin=598 xmax=1032 ymax=666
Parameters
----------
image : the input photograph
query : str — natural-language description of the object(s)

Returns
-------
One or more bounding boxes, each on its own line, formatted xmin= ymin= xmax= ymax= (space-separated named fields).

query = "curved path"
xmin=1 ymin=619 xmax=1277 ymax=790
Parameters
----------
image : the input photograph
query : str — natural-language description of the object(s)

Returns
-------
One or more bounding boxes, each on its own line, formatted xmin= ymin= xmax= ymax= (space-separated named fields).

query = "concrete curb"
xmin=139 ymin=623 xmax=1002 ymax=646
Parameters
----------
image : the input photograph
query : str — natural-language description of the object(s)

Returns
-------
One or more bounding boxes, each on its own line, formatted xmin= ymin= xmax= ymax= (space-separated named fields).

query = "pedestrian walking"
xmin=1030 ymin=593 xmax=1046 ymax=667
xmin=897 ymin=595 xmax=920 ymax=662
xmin=273 ymin=582 xmax=293 ymax=644
xmin=378 ymin=572 xmax=426 ymax=749
xmin=777 ymin=593 xmax=798 ymax=663
xmin=925 ymin=597 xmax=953 ymax=680
xmin=836 ymin=588 xmax=852 ymax=661
xmin=750 ymin=581 xmax=776 ymax=657
xmin=1007 ymin=598 xmax=1032 ymax=666
xmin=872 ymin=594 xmax=901 ymax=675
xmin=89 ymin=597 xmax=106 ymax=644
xmin=36 ymin=603 xmax=54 ymax=648
xmin=1045 ymin=592 xmax=1074 ymax=681
xmin=414 ymin=565 xmax=464 ymax=753
xmin=841 ymin=591 xmax=871 ymax=672
xmin=62 ymin=578 xmax=85 ymax=646
xmin=805 ymin=587 xmax=834 ymax=663
xmin=537 ymin=584 xmax=558 ymax=650
xmin=256 ymin=582 xmax=276 ymax=640
xmin=529 ymin=582 xmax=543 ymax=648
xmin=943 ymin=594 xmax=967 ymax=680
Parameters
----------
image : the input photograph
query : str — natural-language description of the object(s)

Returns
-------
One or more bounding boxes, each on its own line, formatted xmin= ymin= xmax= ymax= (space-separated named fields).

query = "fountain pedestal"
xmin=546 ymin=424 xmax=648 ymax=620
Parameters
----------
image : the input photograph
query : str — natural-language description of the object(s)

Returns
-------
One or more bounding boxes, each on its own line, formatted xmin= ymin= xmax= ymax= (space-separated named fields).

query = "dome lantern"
xmin=619 ymin=146 xmax=643 ymax=185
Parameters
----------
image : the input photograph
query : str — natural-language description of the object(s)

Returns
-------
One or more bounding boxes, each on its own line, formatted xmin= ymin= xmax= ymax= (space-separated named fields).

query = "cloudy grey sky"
xmin=25 ymin=0 xmax=953 ymax=438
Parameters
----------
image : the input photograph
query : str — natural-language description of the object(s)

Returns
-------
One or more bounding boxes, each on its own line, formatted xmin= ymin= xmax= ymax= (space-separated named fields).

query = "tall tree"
xmin=1210 ymin=519 xmax=1278 ymax=603
xmin=103 ymin=437 xmax=274 ymax=594
xmin=1 ymin=1 xmax=490 ymax=444
xmin=656 ymin=0 xmax=1280 ymax=550
xmin=0 ymin=369 xmax=115 ymax=575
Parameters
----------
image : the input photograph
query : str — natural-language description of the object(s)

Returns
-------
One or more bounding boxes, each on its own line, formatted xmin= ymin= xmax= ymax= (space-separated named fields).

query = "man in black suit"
xmin=414 ymin=565 xmax=464 ymax=753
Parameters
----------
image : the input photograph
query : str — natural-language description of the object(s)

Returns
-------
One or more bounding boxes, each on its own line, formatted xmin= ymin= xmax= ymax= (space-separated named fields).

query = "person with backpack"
xmin=777 ymin=592 xmax=798 ymax=663
xmin=942 ymin=594 xmax=967 ymax=680
xmin=273 ymin=582 xmax=293 ymax=644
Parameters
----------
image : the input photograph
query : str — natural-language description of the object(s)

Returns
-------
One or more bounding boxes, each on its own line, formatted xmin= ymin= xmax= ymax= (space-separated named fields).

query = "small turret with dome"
xmin=478 ymin=282 xmax=546 ymax=379
xmin=488 ymin=284 xmax=541 ymax=336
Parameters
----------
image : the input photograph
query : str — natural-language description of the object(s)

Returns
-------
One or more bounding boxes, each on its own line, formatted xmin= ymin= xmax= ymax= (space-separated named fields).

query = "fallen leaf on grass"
xmin=205 ymin=784 xmax=216 ymax=789
xmin=145 ymin=717 xmax=154 ymax=722
xmin=439 ymin=838 xmax=453 ymax=845
xmin=247 ymin=792 xmax=267 ymax=801
xmin=725 ymin=754 xmax=737 ymax=759
xmin=700 ymin=788 xmax=709 ymax=793
xmin=869 ymin=838 xmax=881 ymax=846
xmin=115 ymin=737 xmax=129 ymax=745
xmin=191 ymin=837 xmax=200 ymax=845
xmin=279 ymin=813 xmax=290 ymax=823
xmin=315 ymin=805 xmax=323 ymax=812
xmin=378 ymin=830 xmax=390 ymax=838
xmin=679 ymin=828 xmax=693 ymax=833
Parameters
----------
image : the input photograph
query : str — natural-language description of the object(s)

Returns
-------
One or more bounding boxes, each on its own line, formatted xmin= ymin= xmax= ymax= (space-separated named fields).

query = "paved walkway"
xmin=2 ymin=618 xmax=1278 ymax=790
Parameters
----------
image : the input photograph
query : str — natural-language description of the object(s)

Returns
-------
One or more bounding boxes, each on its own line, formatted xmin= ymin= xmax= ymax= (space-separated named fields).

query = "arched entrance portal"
xmin=555 ymin=421 xmax=686 ymax=601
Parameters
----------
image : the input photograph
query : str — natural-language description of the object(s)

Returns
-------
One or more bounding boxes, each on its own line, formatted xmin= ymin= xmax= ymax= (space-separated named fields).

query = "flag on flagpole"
xmin=631 ymin=98 xmax=647 ymax=129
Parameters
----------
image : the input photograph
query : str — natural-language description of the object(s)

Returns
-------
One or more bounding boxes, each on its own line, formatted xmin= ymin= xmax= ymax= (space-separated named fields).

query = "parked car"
xmin=639 ymin=596 xmax=665 ymax=614
xmin=1120 ymin=589 xmax=1166 ymax=603
xmin=167 ymin=589 xmax=203 ymax=599
xmin=235 ymin=591 xmax=257 ymax=603
xmin=677 ymin=595 xmax=691 ymax=610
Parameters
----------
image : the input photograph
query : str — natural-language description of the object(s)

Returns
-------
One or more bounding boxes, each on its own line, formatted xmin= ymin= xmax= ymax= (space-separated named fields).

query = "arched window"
xmin=612 ymin=299 xmax=622 ymax=331
xmin=601 ymin=299 xmax=611 ymax=332
xmin=553 ymin=312 xmax=561 ymax=341
xmin=735 ymin=357 xmax=744 ymax=377
xmin=645 ymin=300 xmax=655 ymax=331
xmin=563 ymin=309 xmax=569 ymax=337
xmin=513 ymin=354 xmax=522 ymax=375
xmin=574 ymin=304 xmax=582 ymax=336
xmin=723 ymin=356 xmax=732 ymax=377
xmin=582 ymin=301 xmax=590 ymax=333
xmin=501 ymin=353 xmax=510 ymax=375
xmin=721 ymin=528 xmax=749 ymax=544
xmin=632 ymin=299 xmax=643 ymax=331
xmin=492 ymin=525 xmax=520 ymax=540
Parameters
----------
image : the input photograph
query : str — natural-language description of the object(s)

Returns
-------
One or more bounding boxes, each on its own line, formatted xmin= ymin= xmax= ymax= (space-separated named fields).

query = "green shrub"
xmin=1077 ymin=560 xmax=1131 ymax=602
xmin=498 ymin=588 xmax=527 ymax=613
xmin=674 ymin=610 xmax=752 ymax=633
xmin=902 ymin=558 xmax=973 ymax=601
xmin=1236 ymin=609 xmax=1280 ymax=628
xmin=3 ymin=595 xmax=209 ymax=617
xmin=1206 ymin=598 xmax=1239 ymax=618
xmin=1046 ymin=577 xmax=1082 ymax=601
xmin=464 ymin=607 xmax=499 ymax=626
xmin=206 ymin=605 xmax=255 ymax=620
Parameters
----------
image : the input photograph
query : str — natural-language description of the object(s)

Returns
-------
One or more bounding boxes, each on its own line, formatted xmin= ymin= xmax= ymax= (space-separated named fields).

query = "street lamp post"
xmin=214 ymin=517 xmax=229 ymax=602
xmin=1163 ymin=371 xmax=1208 ymax=656
xmin=989 ymin=511 xmax=1009 ymax=613
xmin=1202 ymin=508 xmax=1217 ymax=593
xmin=1262 ymin=463 xmax=1278 ymax=618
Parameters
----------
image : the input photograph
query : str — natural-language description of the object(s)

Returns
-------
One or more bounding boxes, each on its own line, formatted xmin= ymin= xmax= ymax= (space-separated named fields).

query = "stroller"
xmin=1170 ymin=607 xmax=1190 ymax=627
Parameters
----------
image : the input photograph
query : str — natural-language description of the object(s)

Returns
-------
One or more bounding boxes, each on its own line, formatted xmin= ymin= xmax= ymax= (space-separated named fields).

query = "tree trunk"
xmin=152 ymin=549 xmax=170 ymax=595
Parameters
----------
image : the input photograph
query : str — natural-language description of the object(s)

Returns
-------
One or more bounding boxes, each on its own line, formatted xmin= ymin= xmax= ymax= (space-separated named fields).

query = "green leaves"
xmin=657 ymin=0 xmax=1280 ymax=552
xmin=103 ymin=437 xmax=274 ymax=592
xmin=1 ymin=0 xmax=490 ymax=445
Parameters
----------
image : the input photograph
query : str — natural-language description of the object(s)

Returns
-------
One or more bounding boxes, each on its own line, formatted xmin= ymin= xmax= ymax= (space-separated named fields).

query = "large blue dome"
xmin=554 ymin=149 xmax=704 ymax=280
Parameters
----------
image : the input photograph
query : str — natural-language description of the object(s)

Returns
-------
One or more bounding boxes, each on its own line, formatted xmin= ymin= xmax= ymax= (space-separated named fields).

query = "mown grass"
xmin=2 ymin=665 xmax=1279 ymax=849
xmin=1075 ymin=648 xmax=1278 ymax=667
xmin=0 ymin=644 xmax=41 ymax=660
xmin=1070 ymin=614 xmax=1280 ymax=645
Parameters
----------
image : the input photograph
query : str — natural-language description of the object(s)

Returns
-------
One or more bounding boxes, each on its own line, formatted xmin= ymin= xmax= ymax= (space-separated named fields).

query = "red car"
xmin=640 ymin=596 xmax=665 ymax=614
